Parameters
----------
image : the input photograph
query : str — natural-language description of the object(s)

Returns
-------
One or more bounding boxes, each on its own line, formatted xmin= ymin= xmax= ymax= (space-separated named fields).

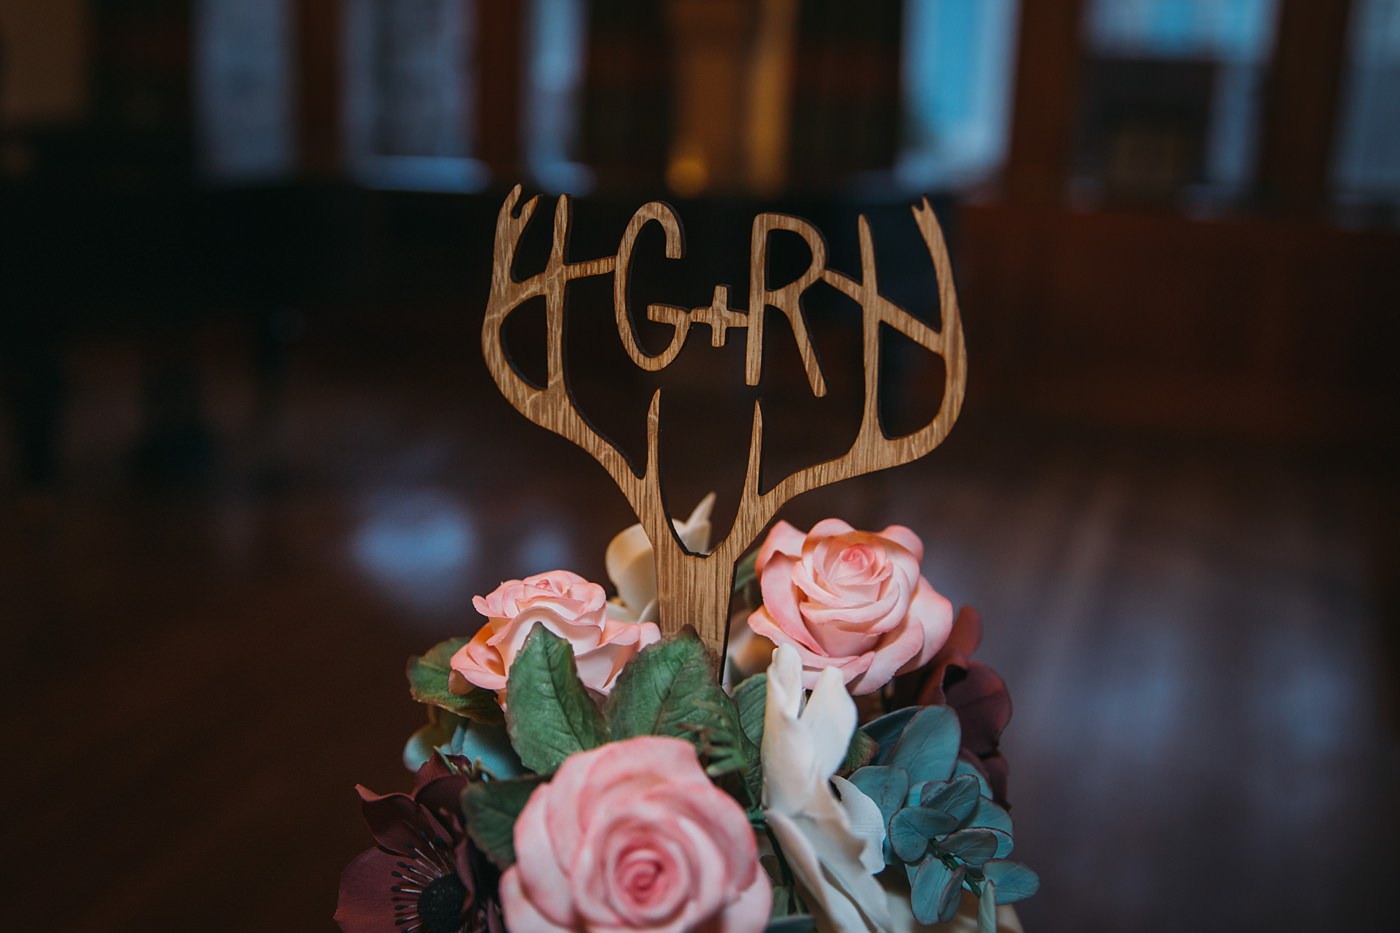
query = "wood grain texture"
xmin=482 ymin=186 xmax=966 ymax=657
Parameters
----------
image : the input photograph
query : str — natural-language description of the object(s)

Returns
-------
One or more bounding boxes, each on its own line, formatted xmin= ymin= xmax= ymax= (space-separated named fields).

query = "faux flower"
xmin=450 ymin=570 xmax=660 ymax=699
xmin=336 ymin=757 xmax=503 ymax=933
xmin=747 ymin=519 xmax=954 ymax=696
xmin=501 ymin=735 xmax=771 ymax=933
xmin=605 ymin=493 xmax=716 ymax=622
xmin=762 ymin=645 xmax=892 ymax=933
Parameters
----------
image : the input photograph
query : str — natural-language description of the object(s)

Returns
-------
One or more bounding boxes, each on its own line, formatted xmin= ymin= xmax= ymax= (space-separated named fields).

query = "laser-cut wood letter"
xmin=483 ymin=186 xmax=966 ymax=662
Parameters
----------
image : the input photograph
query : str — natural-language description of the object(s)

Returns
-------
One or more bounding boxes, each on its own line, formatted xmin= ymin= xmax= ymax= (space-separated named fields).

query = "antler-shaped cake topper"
xmin=483 ymin=186 xmax=966 ymax=660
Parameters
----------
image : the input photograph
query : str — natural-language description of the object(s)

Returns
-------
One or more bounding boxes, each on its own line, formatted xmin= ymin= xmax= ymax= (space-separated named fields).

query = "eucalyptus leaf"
xmin=460 ymin=776 xmax=544 ymax=869
xmin=504 ymin=627 xmax=609 ymax=774
xmin=889 ymin=706 xmax=961 ymax=785
xmin=920 ymin=774 xmax=982 ymax=829
xmin=953 ymin=758 xmax=993 ymax=799
xmin=764 ymin=918 xmax=817 ymax=933
xmin=403 ymin=711 xmax=462 ymax=771
xmin=977 ymin=880 xmax=997 ymax=933
xmin=940 ymin=828 xmax=1002 ymax=868
xmin=864 ymin=706 xmax=920 ymax=762
xmin=849 ymin=765 xmax=909 ymax=827
xmin=911 ymin=857 xmax=965 ymax=925
xmin=891 ymin=806 xmax=962 ymax=861
xmin=406 ymin=637 xmax=504 ymax=724
xmin=968 ymin=798 xmax=1016 ymax=857
xmin=441 ymin=720 xmax=524 ymax=779
xmin=983 ymin=860 xmax=1040 ymax=904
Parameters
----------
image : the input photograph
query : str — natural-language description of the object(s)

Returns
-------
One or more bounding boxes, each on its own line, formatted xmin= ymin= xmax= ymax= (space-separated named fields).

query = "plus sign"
xmin=690 ymin=285 xmax=749 ymax=348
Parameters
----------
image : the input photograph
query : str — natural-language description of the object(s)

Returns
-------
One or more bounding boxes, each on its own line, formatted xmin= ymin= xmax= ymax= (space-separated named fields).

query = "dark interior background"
xmin=2 ymin=1 xmax=1398 ymax=931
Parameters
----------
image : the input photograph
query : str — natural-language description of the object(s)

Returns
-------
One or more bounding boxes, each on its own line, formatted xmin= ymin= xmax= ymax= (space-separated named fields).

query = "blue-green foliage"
xmin=850 ymin=706 xmax=1038 ymax=932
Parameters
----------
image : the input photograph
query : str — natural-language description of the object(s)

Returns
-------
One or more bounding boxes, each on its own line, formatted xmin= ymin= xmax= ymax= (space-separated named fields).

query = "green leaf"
xmin=977 ymin=880 xmax=998 ymax=933
xmin=461 ymin=776 xmax=544 ymax=869
xmin=407 ymin=637 xmax=504 ymax=724
xmin=911 ymin=857 xmax=964 ymax=925
xmin=840 ymin=729 xmax=879 ymax=774
xmin=983 ymin=860 xmax=1040 ymax=904
xmin=940 ymin=828 xmax=1002 ymax=868
xmin=732 ymin=673 xmax=768 ymax=747
xmin=889 ymin=706 xmax=961 ymax=785
xmin=606 ymin=631 xmax=735 ymax=751
xmin=504 ymin=627 xmax=609 ymax=773
xmin=764 ymin=918 xmax=816 ymax=933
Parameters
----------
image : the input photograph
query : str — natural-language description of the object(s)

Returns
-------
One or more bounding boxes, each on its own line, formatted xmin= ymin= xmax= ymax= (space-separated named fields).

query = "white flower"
xmin=762 ymin=644 xmax=892 ymax=932
xmin=605 ymin=493 xmax=715 ymax=622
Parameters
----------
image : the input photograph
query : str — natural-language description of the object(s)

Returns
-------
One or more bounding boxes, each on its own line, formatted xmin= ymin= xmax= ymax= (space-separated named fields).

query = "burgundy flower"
xmin=914 ymin=606 xmax=1014 ymax=807
xmin=336 ymin=757 xmax=503 ymax=933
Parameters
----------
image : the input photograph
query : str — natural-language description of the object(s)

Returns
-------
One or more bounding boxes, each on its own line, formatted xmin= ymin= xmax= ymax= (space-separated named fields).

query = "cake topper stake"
xmin=483 ymin=185 xmax=966 ymax=660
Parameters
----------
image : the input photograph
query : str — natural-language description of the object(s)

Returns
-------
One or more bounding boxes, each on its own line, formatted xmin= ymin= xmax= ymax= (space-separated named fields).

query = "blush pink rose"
xmin=501 ymin=736 xmax=771 ymax=933
xmin=745 ymin=519 xmax=953 ymax=695
xmin=450 ymin=570 xmax=660 ymax=700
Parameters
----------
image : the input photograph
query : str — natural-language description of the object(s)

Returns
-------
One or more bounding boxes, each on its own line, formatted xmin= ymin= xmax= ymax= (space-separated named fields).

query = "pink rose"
xmin=745 ymin=519 xmax=953 ymax=695
xmin=502 ymin=736 xmax=771 ymax=933
xmin=450 ymin=570 xmax=661 ymax=699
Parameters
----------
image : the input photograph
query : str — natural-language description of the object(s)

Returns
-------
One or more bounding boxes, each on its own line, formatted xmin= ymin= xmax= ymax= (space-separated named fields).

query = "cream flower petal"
xmin=762 ymin=646 xmax=892 ymax=932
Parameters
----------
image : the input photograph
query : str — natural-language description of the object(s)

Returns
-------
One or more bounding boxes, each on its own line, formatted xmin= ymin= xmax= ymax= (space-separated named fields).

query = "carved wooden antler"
xmin=483 ymin=186 xmax=966 ymax=661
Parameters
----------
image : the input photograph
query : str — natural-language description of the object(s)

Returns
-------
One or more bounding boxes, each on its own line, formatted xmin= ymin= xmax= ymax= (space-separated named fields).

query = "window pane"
xmin=1333 ymin=0 xmax=1400 ymax=212
xmin=344 ymin=0 xmax=486 ymax=191
xmin=899 ymin=0 xmax=1020 ymax=188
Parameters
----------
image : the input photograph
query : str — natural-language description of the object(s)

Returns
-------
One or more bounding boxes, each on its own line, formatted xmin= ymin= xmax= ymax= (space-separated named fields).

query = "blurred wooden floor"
xmin=1 ymin=311 xmax=1397 ymax=932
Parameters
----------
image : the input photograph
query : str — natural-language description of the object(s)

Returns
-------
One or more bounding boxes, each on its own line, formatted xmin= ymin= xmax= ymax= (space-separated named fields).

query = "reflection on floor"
xmin=2 ymin=315 xmax=1396 ymax=933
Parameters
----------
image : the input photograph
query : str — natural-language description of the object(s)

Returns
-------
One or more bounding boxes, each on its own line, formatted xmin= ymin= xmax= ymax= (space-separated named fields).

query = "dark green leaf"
xmin=606 ymin=630 xmax=735 ymax=737
xmin=406 ymin=637 xmax=504 ymax=724
xmin=504 ymin=627 xmax=609 ymax=773
xmin=940 ymin=828 xmax=1002 ymax=868
xmin=849 ymin=765 xmax=909 ymax=827
xmin=911 ymin=857 xmax=965 ymax=925
xmin=889 ymin=706 xmax=961 ymax=785
xmin=764 ymin=918 xmax=817 ymax=933
xmin=920 ymin=774 xmax=982 ymax=829
xmin=983 ymin=861 xmax=1040 ymax=904
xmin=732 ymin=673 xmax=768 ymax=747
xmin=460 ymin=776 xmax=544 ymax=869
xmin=977 ymin=880 xmax=998 ymax=933
xmin=841 ymin=729 xmax=879 ymax=775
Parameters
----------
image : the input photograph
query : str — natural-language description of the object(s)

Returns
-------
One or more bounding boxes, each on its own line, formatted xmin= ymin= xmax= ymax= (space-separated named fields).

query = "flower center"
xmin=416 ymin=873 xmax=468 ymax=933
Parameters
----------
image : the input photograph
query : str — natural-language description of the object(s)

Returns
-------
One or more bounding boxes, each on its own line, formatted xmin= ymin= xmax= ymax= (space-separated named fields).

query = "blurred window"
xmin=524 ymin=0 xmax=592 ymax=193
xmin=344 ymin=0 xmax=486 ymax=191
xmin=1333 ymin=0 xmax=1400 ymax=217
xmin=898 ymin=0 xmax=1020 ymax=189
xmin=1078 ymin=0 xmax=1279 ymax=203
xmin=195 ymin=0 xmax=296 ymax=181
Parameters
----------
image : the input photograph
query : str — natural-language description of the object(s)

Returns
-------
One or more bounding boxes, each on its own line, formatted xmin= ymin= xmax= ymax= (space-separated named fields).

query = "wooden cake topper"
xmin=483 ymin=186 xmax=966 ymax=660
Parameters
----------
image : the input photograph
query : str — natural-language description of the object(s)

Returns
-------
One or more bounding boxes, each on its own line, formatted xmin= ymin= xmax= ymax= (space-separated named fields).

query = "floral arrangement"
xmin=337 ymin=499 xmax=1038 ymax=933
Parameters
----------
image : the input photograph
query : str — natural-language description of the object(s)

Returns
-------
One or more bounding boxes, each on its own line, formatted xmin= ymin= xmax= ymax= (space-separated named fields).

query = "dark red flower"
xmin=336 ymin=757 xmax=503 ymax=933
xmin=913 ymin=606 xmax=1014 ymax=807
